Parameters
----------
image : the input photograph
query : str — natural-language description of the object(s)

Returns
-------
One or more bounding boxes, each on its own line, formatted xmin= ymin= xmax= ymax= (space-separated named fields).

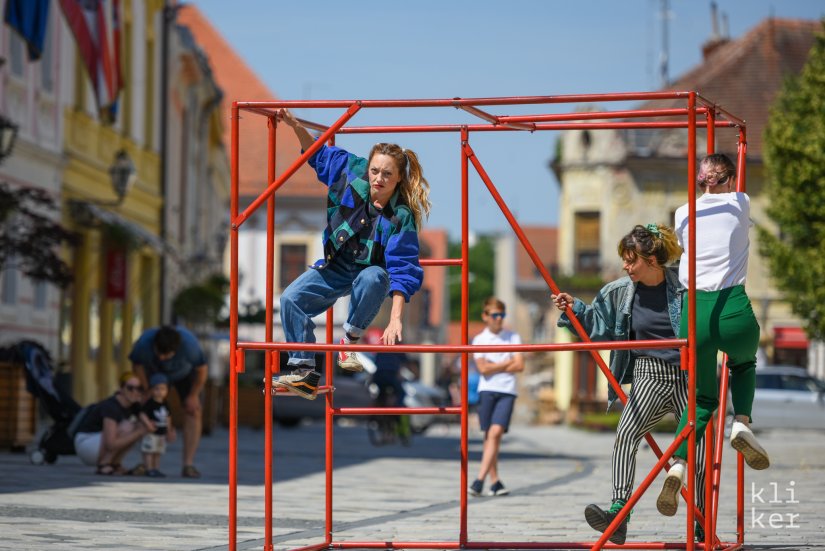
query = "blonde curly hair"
xmin=368 ymin=143 xmax=431 ymax=230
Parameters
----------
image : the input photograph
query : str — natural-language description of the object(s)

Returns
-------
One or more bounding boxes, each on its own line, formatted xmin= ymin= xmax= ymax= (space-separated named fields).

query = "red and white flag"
xmin=59 ymin=0 xmax=123 ymax=123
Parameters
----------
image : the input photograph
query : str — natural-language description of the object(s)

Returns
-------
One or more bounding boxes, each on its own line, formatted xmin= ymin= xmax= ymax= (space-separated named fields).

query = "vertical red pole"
xmin=459 ymin=127 xmax=469 ymax=546
xmin=228 ymin=103 xmax=240 ymax=551
xmin=736 ymin=126 xmax=748 ymax=547
xmin=736 ymin=127 xmax=747 ymax=189
xmin=325 ymin=307 xmax=334 ymax=546
xmin=325 ymin=131 xmax=337 ymax=547
xmin=706 ymin=108 xmax=716 ymax=156
xmin=686 ymin=92 xmax=697 ymax=551
xmin=263 ymin=116 xmax=277 ymax=551
xmin=705 ymin=107 xmax=716 ymax=551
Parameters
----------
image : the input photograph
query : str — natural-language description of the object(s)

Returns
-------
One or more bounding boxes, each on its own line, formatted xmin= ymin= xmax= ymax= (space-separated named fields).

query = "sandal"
xmin=96 ymin=464 xmax=114 ymax=475
xmin=127 ymin=463 xmax=147 ymax=476
xmin=181 ymin=465 xmax=201 ymax=479
xmin=111 ymin=463 xmax=128 ymax=476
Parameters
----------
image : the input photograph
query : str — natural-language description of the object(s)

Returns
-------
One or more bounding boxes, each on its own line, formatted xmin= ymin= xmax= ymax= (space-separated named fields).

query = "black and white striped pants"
xmin=612 ymin=357 xmax=706 ymax=510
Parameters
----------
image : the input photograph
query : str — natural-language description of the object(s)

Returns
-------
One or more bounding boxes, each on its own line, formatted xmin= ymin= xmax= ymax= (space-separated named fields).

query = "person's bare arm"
xmin=382 ymin=292 xmax=405 ymax=345
xmin=101 ymin=417 xmax=146 ymax=453
xmin=475 ymin=357 xmax=515 ymax=376
xmin=138 ymin=411 xmax=156 ymax=432
xmin=277 ymin=108 xmax=315 ymax=151
xmin=507 ymin=352 xmax=525 ymax=373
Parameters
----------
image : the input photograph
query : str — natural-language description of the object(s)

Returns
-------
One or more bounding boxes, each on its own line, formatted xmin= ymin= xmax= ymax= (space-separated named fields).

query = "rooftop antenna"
xmin=710 ymin=1 xmax=721 ymax=40
xmin=659 ymin=0 xmax=671 ymax=88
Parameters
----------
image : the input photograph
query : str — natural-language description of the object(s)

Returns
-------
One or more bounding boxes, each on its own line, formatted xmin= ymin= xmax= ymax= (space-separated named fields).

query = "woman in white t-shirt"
xmin=657 ymin=153 xmax=770 ymax=517
xmin=467 ymin=297 xmax=524 ymax=498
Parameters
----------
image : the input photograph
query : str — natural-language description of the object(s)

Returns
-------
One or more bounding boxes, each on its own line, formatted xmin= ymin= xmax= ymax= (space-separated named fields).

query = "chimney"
xmin=702 ymin=1 xmax=729 ymax=59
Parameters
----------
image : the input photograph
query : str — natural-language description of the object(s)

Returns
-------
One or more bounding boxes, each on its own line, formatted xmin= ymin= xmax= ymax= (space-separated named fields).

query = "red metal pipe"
xmin=458 ymin=104 xmax=536 ymax=131
xmin=501 ymin=107 xmax=708 ymax=123
xmin=736 ymin=128 xmax=747 ymax=191
xmin=736 ymin=127 xmax=747 ymax=549
xmin=263 ymin=115 xmax=277 ymax=551
xmin=459 ymin=127 xmax=469 ymax=545
xmin=592 ymin=424 xmax=695 ymax=550
xmin=325 ymin=308 xmax=334 ymax=545
xmin=236 ymin=91 xmax=694 ymax=112
xmin=228 ymin=103 xmax=240 ymax=551
xmin=328 ymin=120 xmax=726 ymax=135
xmin=706 ymin=109 xmax=716 ymax=155
xmin=237 ymin=339 xmax=686 ymax=354
xmin=737 ymin=455 xmax=744 ymax=545
xmin=686 ymin=91 xmax=698 ymax=551
xmin=235 ymin=103 xmax=362 ymax=228
xmin=695 ymin=94 xmax=747 ymax=127
xmin=335 ymin=407 xmax=460 ymax=416
xmin=289 ymin=542 xmax=332 ymax=551
xmin=712 ymin=362 xmax=731 ymax=547
xmin=464 ymin=141 xmax=627 ymax=401
xmin=420 ymin=258 xmax=462 ymax=266
xmin=329 ymin=541 xmax=740 ymax=550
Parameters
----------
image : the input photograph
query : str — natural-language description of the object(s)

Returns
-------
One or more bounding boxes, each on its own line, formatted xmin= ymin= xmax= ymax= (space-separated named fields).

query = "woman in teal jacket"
xmin=553 ymin=224 xmax=705 ymax=545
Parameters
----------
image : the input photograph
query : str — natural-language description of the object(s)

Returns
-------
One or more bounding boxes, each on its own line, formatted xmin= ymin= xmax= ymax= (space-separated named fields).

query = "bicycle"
xmin=366 ymin=380 xmax=412 ymax=446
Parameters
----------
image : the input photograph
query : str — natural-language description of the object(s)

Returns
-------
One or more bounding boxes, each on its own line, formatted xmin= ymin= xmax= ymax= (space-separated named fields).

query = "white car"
xmin=749 ymin=366 xmax=825 ymax=430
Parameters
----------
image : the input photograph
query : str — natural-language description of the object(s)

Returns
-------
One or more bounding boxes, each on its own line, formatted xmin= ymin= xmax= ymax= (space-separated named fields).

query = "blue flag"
xmin=4 ymin=0 xmax=50 ymax=61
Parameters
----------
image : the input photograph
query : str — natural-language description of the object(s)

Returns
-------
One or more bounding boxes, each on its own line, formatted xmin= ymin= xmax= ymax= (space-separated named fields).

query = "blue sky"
xmin=194 ymin=0 xmax=824 ymax=238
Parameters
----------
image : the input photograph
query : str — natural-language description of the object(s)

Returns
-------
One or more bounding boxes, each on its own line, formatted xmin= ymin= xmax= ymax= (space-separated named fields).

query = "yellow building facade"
xmin=61 ymin=0 xmax=165 ymax=405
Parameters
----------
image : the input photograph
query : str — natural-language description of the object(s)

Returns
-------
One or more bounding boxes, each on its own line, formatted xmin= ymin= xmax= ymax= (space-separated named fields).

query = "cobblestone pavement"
xmin=0 ymin=419 xmax=822 ymax=550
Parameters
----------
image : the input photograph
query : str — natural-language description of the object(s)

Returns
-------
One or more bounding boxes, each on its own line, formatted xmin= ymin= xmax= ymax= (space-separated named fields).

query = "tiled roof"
xmin=177 ymin=6 xmax=323 ymax=199
xmin=639 ymin=18 xmax=821 ymax=159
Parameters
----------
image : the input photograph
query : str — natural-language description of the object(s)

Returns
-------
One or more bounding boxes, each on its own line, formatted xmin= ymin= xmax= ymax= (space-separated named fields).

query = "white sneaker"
xmin=656 ymin=462 xmax=685 ymax=517
xmin=337 ymin=338 xmax=364 ymax=372
xmin=730 ymin=421 xmax=770 ymax=470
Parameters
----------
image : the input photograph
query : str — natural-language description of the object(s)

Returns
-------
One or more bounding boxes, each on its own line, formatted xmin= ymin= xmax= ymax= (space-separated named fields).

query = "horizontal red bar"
xmin=237 ymin=339 xmax=687 ymax=353
xmin=330 ymin=121 xmax=726 ymax=134
xmin=420 ymin=258 xmax=462 ymax=266
xmin=236 ymin=91 xmax=693 ymax=112
xmin=327 ymin=541 xmax=733 ymax=550
xmin=500 ymin=107 xmax=708 ymax=123
xmin=289 ymin=542 xmax=331 ymax=551
xmin=333 ymin=407 xmax=460 ymax=416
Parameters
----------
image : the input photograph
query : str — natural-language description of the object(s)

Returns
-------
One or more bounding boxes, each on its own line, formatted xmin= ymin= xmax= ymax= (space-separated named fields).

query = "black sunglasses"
xmin=124 ymin=384 xmax=144 ymax=392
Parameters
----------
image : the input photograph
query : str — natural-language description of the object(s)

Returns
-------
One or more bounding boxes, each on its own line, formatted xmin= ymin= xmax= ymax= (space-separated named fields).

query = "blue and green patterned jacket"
xmin=307 ymin=144 xmax=423 ymax=302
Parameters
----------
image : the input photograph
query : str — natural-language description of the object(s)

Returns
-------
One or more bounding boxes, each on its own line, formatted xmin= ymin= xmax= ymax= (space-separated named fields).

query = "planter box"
xmin=0 ymin=362 xmax=36 ymax=450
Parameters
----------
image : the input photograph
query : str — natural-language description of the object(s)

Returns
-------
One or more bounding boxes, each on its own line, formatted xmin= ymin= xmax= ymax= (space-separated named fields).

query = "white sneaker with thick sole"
xmin=337 ymin=338 xmax=365 ymax=372
xmin=656 ymin=462 xmax=685 ymax=517
xmin=730 ymin=421 xmax=770 ymax=470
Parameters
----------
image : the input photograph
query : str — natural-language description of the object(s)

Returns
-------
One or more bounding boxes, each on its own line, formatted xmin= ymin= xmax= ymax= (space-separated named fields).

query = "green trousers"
xmin=674 ymin=285 xmax=759 ymax=460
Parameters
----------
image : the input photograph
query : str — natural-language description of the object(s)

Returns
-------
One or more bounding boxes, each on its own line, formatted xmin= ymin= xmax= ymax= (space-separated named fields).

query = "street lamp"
xmin=0 ymin=114 xmax=19 ymax=163
xmin=109 ymin=149 xmax=136 ymax=204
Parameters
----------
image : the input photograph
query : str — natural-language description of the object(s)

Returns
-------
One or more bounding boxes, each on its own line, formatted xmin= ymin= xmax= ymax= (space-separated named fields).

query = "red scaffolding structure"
xmin=227 ymin=93 xmax=749 ymax=551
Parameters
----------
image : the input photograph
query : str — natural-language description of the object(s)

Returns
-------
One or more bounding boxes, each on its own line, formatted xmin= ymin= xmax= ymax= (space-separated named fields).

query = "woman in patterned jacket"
xmin=272 ymin=109 xmax=431 ymax=400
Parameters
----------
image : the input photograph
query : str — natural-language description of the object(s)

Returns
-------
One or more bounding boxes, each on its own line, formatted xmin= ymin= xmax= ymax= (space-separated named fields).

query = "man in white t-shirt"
xmin=468 ymin=297 xmax=524 ymax=498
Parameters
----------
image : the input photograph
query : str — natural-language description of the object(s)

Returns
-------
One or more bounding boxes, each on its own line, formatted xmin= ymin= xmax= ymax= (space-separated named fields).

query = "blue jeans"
xmin=280 ymin=252 xmax=390 ymax=369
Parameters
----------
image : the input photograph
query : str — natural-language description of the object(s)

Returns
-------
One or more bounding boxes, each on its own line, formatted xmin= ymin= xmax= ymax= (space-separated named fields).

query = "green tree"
xmin=760 ymin=22 xmax=825 ymax=340
xmin=173 ymin=273 xmax=229 ymax=327
xmin=0 ymin=182 xmax=77 ymax=287
xmin=447 ymin=234 xmax=496 ymax=321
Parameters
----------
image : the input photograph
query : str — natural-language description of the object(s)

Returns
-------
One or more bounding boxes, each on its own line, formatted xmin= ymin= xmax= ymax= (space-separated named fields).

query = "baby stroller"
xmin=13 ymin=341 xmax=84 ymax=465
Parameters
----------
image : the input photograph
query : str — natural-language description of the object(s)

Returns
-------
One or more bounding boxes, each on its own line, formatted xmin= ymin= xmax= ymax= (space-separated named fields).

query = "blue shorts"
xmin=477 ymin=391 xmax=516 ymax=433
